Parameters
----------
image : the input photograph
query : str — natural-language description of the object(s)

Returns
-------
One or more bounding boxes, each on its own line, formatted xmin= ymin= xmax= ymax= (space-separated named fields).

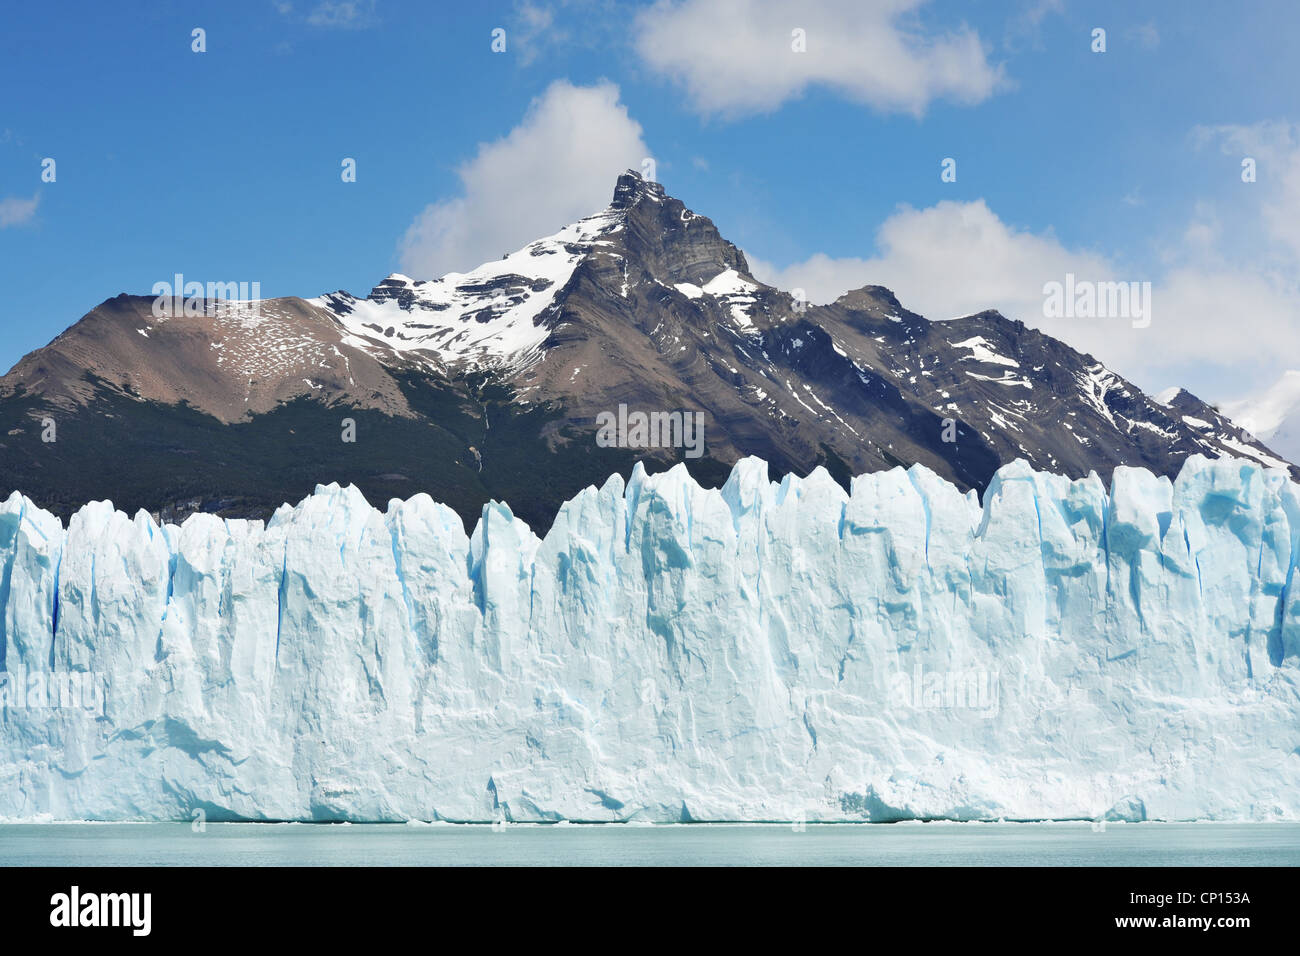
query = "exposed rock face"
xmin=0 ymin=170 xmax=1292 ymax=530
xmin=0 ymin=293 xmax=411 ymax=422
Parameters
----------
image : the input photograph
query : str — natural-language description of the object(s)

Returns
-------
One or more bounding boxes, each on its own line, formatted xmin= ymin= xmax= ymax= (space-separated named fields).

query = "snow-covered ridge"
xmin=2 ymin=454 xmax=1299 ymax=822
xmin=310 ymin=206 xmax=627 ymax=372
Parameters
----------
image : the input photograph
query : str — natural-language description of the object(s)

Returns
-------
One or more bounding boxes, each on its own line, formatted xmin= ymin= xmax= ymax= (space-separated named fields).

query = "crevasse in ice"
xmin=1 ymin=454 xmax=1298 ymax=822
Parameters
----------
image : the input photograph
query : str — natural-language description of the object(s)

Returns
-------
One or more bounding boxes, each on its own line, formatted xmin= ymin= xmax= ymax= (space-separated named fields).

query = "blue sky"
xmin=2 ymin=0 xmax=1298 ymax=406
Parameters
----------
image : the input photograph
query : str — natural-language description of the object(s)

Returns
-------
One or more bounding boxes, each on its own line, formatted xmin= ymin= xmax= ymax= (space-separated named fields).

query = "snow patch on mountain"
xmin=311 ymin=207 xmax=627 ymax=372
xmin=675 ymin=268 xmax=761 ymax=328
xmin=951 ymin=335 xmax=1019 ymax=368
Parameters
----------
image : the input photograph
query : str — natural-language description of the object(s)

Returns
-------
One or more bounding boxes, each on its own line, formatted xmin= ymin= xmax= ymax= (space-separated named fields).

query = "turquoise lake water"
xmin=2 ymin=822 xmax=1298 ymax=866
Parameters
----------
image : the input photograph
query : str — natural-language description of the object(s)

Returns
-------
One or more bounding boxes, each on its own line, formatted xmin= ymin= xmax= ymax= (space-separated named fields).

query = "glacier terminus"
xmin=1 ymin=454 xmax=1298 ymax=823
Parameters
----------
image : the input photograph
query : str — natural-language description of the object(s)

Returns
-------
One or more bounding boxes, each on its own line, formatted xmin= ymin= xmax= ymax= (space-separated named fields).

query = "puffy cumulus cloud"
xmin=1161 ymin=122 xmax=1300 ymax=403
xmin=750 ymin=123 xmax=1300 ymax=401
xmin=1154 ymin=265 xmax=1298 ymax=372
xmin=1194 ymin=120 xmax=1300 ymax=263
xmin=752 ymin=201 xmax=1299 ymax=393
xmin=399 ymin=80 xmax=650 ymax=279
xmin=0 ymin=193 xmax=39 ymax=229
xmin=750 ymin=198 xmax=1112 ymax=320
xmin=634 ymin=0 xmax=1004 ymax=117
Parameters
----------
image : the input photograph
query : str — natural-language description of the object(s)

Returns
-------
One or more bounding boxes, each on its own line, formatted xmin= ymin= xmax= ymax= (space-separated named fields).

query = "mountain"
xmin=1221 ymin=370 xmax=1300 ymax=466
xmin=1 ymin=170 xmax=1294 ymax=529
xmin=2 ymin=453 xmax=1298 ymax=821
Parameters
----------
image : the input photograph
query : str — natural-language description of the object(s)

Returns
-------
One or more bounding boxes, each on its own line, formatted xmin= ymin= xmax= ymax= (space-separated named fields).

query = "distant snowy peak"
xmin=4 ymin=168 xmax=1296 ymax=533
xmin=1151 ymin=385 xmax=1294 ymax=471
xmin=310 ymin=169 xmax=764 ymax=374
xmin=1222 ymin=371 xmax=1300 ymax=465
xmin=610 ymin=169 xmax=667 ymax=208
xmin=313 ymin=204 xmax=629 ymax=373
xmin=1153 ymin=386 xmax=1185 ymax=407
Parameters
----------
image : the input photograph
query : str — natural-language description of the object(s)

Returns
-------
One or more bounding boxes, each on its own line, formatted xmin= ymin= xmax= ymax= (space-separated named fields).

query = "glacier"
xmin=1 ymin=454 xmax=1299 ymax=823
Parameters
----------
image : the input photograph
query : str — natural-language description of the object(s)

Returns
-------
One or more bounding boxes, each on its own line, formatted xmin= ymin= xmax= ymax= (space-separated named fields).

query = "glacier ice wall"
xmin=1 ymin=455 xmax=1299 ymax=822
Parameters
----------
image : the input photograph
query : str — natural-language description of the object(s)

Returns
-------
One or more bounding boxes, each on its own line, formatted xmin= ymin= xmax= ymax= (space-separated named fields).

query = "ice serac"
xmin=1 ymin=455 xmax=1300 ymax=822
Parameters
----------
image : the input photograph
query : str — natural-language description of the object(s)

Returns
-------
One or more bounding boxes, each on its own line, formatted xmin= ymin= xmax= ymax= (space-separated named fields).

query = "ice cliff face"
xmin=1 ymin=454 xmax=1299 ymax=823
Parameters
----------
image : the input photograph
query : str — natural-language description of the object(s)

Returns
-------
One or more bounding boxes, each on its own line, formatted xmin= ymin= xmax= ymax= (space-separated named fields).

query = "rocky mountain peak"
xmin=2 ymin=171 xmax=1296 ymax=532
xmin=606 ymin=171 xmax=753 ymax=287
xmin=833 ymin=285 xmax=907 ymax=315
xmin=610 ymin=169 xmax=667 ymax=209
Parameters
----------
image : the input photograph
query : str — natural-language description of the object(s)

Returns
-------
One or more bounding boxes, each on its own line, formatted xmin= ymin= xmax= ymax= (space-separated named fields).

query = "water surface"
xmin=2 ymin=822 xmax=1298 ymax=866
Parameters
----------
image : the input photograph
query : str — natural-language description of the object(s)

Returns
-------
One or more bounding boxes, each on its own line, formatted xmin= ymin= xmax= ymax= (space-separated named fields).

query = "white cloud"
xmin=1002 ymin=0 xmax=1064 ymax=53
xmin=634 ymin=0 xmax=1003 ymax=117
xmin=750 ymin=199 xmax=1111 ymax=318
xmin=1195 ymin=120 xmax=1300 ymax=263
xmin=749 ymin=120 xmax=1300 ymax=403
xmin=0 ymin=193 xmax=39 ymax=229
xmin=399 ymin=80 xmax=649 ymax=279
xmin=749 ymin=189 xmax=1300 ymax=398
xmin=305 ymin=0 xmax=375 ymax=29
xmin=1124 ymin=22 xmax=1160 ymax=50
xmin=511 ymin=2 xmax=564 ymax=66
xmin=1221 ymin=370 xmax=1300 ymax=462
xmin=1154 ymin=266 xmax=1299 ymax=371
